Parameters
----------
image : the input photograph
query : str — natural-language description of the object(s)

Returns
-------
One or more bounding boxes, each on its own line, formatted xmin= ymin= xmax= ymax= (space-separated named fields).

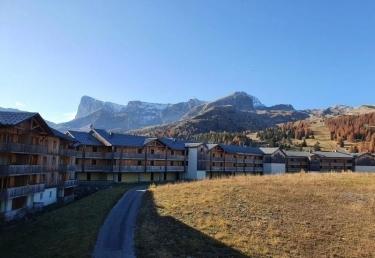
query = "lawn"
xmin=0 ymin=184 xmax=134 ymax=258
xmin=136 ymin=173 xmax=375 ymax=257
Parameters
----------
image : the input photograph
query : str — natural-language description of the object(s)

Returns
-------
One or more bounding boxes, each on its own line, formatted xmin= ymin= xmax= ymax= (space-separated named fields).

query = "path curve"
xmin=93 ymin=187 xmax=146 ymax=258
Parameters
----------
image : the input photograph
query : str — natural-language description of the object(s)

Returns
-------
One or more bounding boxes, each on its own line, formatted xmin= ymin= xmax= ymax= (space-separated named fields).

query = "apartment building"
xmin=205 ymin=144 xmax=264 ymax=178
xmin=284 ymin=151 xmax=312 ymax=172
xmin=260 ymin=147 xmax=286 ymax=174
xmin=353 ymin=153 xmax=375 ymax=172
xmin=68 ymin=128 xmax=187 ymax=184
xmin=311 ymin=151 xmax=353 ymax=172
xmin=0 ymin=112 xmax=76 ymax=221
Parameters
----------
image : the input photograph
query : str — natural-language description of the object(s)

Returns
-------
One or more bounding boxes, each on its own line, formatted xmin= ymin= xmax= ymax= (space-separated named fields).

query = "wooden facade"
xmin=70 ymin=130 xmax=187 ymax=184
xmin=0 ymin=113 xmax=76 ymax=221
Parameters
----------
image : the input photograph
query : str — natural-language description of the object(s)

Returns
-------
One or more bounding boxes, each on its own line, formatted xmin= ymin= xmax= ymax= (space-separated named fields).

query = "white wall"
xmin=355 ymin=166 xmax=375 ymax=172
xmin=263 ymin=163 xmax=286 ymax=175
xmin=33 ymin=187 xmax=57 ymax=206
xmin=186 ymin=148 xmax=207 ymax=180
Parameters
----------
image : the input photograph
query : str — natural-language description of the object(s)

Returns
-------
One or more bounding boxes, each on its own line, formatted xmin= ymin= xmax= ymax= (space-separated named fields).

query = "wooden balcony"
xmin=210 ymin=166 xmax=224 ymax=171
xmin=113 ymin=152 xmax=145 ymax=159
xmin=167 ymin=166 xmax=185 ymax=172
xmin=58 ymin=164 xmax=76 ymax=173
xmin=0 ymin=184 xmax=45 ymax=200
xmin=84 ymin=152 xmax=113 ymax=159
xmin=58 ymin=149 xmax=77 ymax=157
xmin=211 ymin=157 xmax=224 ymax=162
xmin=146 ymin=166 xmax=165 ymax=172
xmin=0 ymin=165 xmax=45 ymax=176
xmin=76 ymin=165 xmax=113 ymax=172
xmin=147 ymin=153 xmax=166 ymax=160
xmin=113 ymin=165 xmax=145 ymax=173
xmin=0 ymin=143 xmax=48 ymax=155
xmin=167 ymin=155 xmax=185 ymax=161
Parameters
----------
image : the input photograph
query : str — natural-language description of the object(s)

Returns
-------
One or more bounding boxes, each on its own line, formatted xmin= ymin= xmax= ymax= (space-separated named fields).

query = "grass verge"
xmin=136 ymin=173 xmax=375 ymax=257
xmin=0 ymin=184 xmax=134 ymax=258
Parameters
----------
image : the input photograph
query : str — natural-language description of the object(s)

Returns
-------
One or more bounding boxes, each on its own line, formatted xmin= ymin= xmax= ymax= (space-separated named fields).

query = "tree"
xmin=313 ymin=141 xmax=321 ymax=151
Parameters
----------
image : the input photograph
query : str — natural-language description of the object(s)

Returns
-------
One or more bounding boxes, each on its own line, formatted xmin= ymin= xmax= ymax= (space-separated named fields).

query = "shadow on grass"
xmin=136 ymin=191 xmax=251 ymax=258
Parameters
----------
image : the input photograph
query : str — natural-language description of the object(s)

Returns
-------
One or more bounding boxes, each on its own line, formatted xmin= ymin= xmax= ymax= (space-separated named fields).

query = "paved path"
xmin=93 ymin=187 xmax=146 ymax=258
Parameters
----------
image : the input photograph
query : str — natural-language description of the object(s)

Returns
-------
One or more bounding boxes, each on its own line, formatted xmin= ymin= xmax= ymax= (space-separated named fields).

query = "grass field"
xmin=0 ymin=184 xmax=133 ymax=258
xmin=136 ymin=173 xmax=375 ymax=257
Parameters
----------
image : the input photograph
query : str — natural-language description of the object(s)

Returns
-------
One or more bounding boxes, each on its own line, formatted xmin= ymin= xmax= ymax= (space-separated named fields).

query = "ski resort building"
xmin=0 ymin=112 xmax=77 ymax=221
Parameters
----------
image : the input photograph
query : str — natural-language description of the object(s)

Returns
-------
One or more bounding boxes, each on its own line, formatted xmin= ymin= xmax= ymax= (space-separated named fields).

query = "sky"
xmin=0 ymin=0 xmax=374 ymax=123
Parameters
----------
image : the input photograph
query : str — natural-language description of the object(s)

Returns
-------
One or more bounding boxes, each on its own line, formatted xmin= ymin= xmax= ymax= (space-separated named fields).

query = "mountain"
xmin=130 ymin=92 xmax=309 ymax=138
xmin=54 ymin=96 xmax=206 ymax=132
xmin=75 ymin=96 xmax=126 ymax=119
xmin=52 ymin=91 xmax=311 ymax=134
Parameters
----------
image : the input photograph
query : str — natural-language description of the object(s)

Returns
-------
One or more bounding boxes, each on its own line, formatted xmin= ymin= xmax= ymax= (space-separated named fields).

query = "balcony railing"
xmin=113 ymin=165 xmax=144 ymax=172
xmin=58 ymin=164 xmax=76 ymax=173
xmin=59 ymin=149 xmax=77 ymax=157
xmin=146 ymin=166 xmax=165 ymax=172
xmin=212 ymin=157 xmax=224 ymax=162
xmin=0 ymin=165 xmax=45 ymax=176
xmin=147 ymin=153 xmax=166 ymax=160
xmin=0 ymin=184 xmax=45 ymax=200
xmin=77 ymin=165 xmax=113 ymax=172
xmin=113 ymin=152 xmax=145 ymax=159
xmin=167 ymin=155 xmax=185 ymax=161
xmin=0 ymin=143 xmax=48 ymax=155
xmin=167 ymin=166 xmax=185 ymax=172
xmin=210 ymin=166 xmax=224 ymax=171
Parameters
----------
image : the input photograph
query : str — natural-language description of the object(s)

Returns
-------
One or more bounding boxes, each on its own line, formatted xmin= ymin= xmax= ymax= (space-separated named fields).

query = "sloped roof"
xmin=313 ymin=151 xmax=353 ymax=158
xmin=260 ymin=147 xmax=280 ymax=155
xmin=0 ymin=111 xmax=37 ymax=126
xmin=50 ymin=128 xmax=75 ymax=142
xmin=218 ymin=144 xmax=263 ymax=155
xmin=0 ymin=111 xmax=53 ymax=135
xmin=284 ymin=150 xmax=312 ymax=158
xmin=67 ymin=131 xmax=103 ymax=146
xmin=93 ymin=129 xmax=153 ymax=147
xmin=159 ymin=137 xmax=186 ymax=150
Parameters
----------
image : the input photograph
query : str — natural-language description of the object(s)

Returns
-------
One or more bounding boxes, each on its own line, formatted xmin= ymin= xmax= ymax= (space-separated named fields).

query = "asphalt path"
xmin=93 ymin=187 xmax=146 ymax=258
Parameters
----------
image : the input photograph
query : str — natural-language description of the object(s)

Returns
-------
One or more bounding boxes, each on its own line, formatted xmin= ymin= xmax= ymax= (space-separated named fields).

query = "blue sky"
xmin=0 ymin=0 xmax=374 ymax=123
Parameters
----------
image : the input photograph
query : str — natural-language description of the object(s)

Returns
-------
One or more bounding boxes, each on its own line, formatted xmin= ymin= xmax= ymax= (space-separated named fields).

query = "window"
xmin=138 ymin=149 xmax=142 ymax=154
xmin=40 ymin=192 xmax=43 ymax=200
xmin=137 ymin=160 xmax=142 ymax=166
xmin=93 ymin=146 xmax=97 ymax=152
xmin=92 ymin=160 xmax=97 ymax=165
xmin=171 ymin=151 xmax=174 ymax=155
xmin=150 ymin=161 xmax=154 ymax=166
xmin=151 ymin=149 xmax=155 ymax=154
xmin=49 ymin=191 xmax=52 ymax=198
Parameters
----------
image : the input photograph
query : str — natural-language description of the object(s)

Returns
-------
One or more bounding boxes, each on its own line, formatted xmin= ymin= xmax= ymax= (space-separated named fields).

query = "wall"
xmin=186 ymin=148 xmax=198 ymax=179
xmin=33 ymin=187 xmax=57 ymax=206
xmin=355 ymin=166 xmax=375 ymax=172
xmin=263 ymin=163 xmax=286 ymax=175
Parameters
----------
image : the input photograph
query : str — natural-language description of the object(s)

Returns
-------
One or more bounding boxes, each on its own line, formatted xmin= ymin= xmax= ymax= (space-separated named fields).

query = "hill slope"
xmin=136 ymin=174 xmax=375 ymax=257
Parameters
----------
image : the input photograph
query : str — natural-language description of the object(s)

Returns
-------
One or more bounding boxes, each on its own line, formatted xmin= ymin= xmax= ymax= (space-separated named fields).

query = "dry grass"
xmin=136 ymin=173 xmax=375 ymax=257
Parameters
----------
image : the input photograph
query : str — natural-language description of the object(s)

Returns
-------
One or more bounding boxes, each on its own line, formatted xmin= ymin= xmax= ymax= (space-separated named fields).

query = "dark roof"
xmin=0 ymin=111 xmax=37 ymax=126
xmin=218 ymin=144 xmax=263 ymax=155
xmin=67 ymin=131 xmax=103 ymax=146
xmin=50 ymin=128 xmax=75 ymax=142
xmin=313 ymin=151 xmax=353 ymax=158
xmin=284 ymin=150 xmax=312 ymax=158
xmin=159 ymin=137 xmax=186 ymax=150
xmin=93 ymin=129 xmax=152 ymax=147
xmin=0 ymin=111 xmax=53 ymax=135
